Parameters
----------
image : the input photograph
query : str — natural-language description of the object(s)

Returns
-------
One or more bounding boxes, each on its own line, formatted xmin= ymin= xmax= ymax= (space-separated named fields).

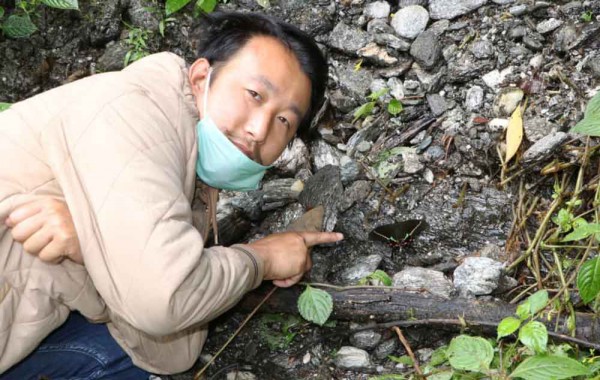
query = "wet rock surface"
xmin=3 ymin=0 xmax=600 ymax=378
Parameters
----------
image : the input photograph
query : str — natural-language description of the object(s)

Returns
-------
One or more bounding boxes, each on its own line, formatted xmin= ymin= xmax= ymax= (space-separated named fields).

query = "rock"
xmin=350 ymin=330 xmax=383 ymax=349
xmin=358 ymin=43 xmax=398 ymax=66
xmin=374 ymin=34 xmax=413 ymax=52
xmin=340 ymin=155 xmax=362 ymax=184
xmin=423 ymin=168 xmax=435 ymax=183
xmin=470 ymin=40 xmax=494 ymax=59
xmin=346 ymin=120 xmax=385 ymax=155
xmin=554 ymin=23 xmax=578 ymax=53
xmin=523 ymin=33 xmax=544 ymax=51
xmin=482 ymin=67 xmax=513 ymax=90
xmin=428 ymin=19 xmax=450 ymax=37
xmin=310 ymin=140 xmax=341 ymax=171
xmin=364 ymin=1 xmax=391 ymax=19
xmin=367 ymin=18 xmax=395 ymax=34
xmin=334 ymin=346 xmax=371 ymax=369
xmin=330 ymin=89 xmax=358 ymax=113
xmin=409 ymin=31 xmax=442 ymax=70
xmin=373 ymin=339 xmax=398 ymax=360
xmin=391 ymin=5 xmax=430 ymax=40
xmin=509 ymin=4 xmax=528 ymax=16
xmin=402 ymin=152 xmax=424 ymax=174
xmin=587 ymin=57 xmax=600 ymax=78
xmin=423 ymin=145 xmax=445 ymax=161
xmin=335 ymin=60 xmax=375 ymax=99
xmin=465 ymin=86 xmax=484 ymax=111
xmin=426 ymin=94 xmax=447 ymax=116
xmin=356 ymin=140 xmax=372 ymax=153
xmin=447 ymin=52 xmax=495 ymax=83
xmin=493 ymin=88 xmax=524 ymax=117
xmin=127 ymin=0 xmax=160 ymax=31
xmin=329 ymin=22 xmax=371 ymax=54
xmin=536 ymin=18 xmax=563 ymax=34
xmin=522 ymin=132 xmax=569 ymax=163
xmin=272 ymin=137 xmax=310 ymax=176
xmin=392 ymin=267 xmax=454 ymax=298
xmin=399 ymin=0 xmax=427 ymax=5
xmin=340 ymin=254 xmax=383 ymax=284
xmin=508 ymin=25 xmax=527 ymax=40
xmin=429 ymin=0 xmax=488 ymax=20
xmin=299 ymin=165 xmax=343 ymax=232
xmin=258 ymin=203 xmax=305 ymax=235
xmin=339 ymin=180 xmax=372 ymax=211
xmin=411 ymin=63 xmax=445 ymax=92
xmin=96 ymin=42 xmax=128 ymax=72
xmin=492 ymin=0 xmax=516 ymax=3
xmin=488 ymin=118 xmax=509 ymax=133
xmin=226 ymin=371 xmax=257 ymax=380
xmin=388 ymin=77 xmax=405 ymax=100
xmin=529 ymin=54 xmax=544 ymax=70
xmin=453 ymin=257 xmax=504 ymax=296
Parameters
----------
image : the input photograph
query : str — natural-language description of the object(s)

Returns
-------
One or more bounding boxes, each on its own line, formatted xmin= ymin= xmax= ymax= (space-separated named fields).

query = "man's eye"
xmin=278 ymin=116 xmax=291 ymax=129
xmin=247 ymin=89 xmax=262 ymax=101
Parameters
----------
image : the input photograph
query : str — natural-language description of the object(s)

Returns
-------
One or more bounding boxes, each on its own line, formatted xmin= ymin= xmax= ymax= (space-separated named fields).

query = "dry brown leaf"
xmin=505 ymin=103 xmax=523 ymax=163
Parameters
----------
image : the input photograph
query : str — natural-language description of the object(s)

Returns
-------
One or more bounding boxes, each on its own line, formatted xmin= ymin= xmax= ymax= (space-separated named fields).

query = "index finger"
xmin=298 ymin=231 xmax=344 ymax=247
xmin=6 ymin=200 xmax=44 ymax=227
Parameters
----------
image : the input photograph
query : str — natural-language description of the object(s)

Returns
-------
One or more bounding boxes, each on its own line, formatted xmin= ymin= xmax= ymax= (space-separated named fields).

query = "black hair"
xmin=194 ymin=11 xmax=328 ymax=138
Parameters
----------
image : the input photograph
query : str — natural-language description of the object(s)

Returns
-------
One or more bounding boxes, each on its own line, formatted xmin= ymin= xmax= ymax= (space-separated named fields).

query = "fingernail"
xmin=337 ymin=233 xmax=344 ymax=240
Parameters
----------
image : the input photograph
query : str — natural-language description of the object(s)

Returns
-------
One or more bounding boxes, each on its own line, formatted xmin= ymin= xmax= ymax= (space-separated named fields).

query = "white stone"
xmin=391 ymin=5 xmax=430 ymax=40
xmin=364 ymin=1 xmax=391 ymax=19
xmin=334 ymin=346 xmax=371 ymax=369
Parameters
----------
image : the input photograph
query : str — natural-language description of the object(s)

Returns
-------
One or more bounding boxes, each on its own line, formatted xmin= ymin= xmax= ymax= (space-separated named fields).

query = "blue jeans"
xmin=1 ymin=312 xmax=151 ymax=380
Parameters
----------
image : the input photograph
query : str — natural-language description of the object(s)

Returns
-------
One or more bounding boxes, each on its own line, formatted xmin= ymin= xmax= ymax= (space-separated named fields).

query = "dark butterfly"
xmin=369 ymin=219 xmax=427 ymax=247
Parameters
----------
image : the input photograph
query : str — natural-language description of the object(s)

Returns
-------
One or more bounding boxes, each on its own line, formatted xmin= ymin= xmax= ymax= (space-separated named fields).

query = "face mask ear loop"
xmin=203 ymin=67 xmax=212 ymax=118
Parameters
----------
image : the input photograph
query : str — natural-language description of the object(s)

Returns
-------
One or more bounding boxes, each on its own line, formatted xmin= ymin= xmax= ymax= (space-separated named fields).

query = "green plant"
xmin=357 ymin=269 xmax=393 ymax=286
xmin=297 ymin=285 xmax=332 ymax=326
xmin=1 ymin=0 xmax=78 ymax=38
xmin=352 ymin=88 xmax=403 ymax=123
xmin=123 ymin=25 xmax=152 ymax=66
xmin=581 ymin=11 xmax=594 ymax=22
xmin=0 ymin=103 xmax=11 ymax=112
xmin=570 ymin=91 xmax=600 ymax=136
xmin=257 ymin=313 xmax=301 ymax=350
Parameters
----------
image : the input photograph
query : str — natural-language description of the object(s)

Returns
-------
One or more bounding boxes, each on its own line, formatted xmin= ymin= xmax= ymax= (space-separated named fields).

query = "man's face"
xmin=189 ymin=35 xmax=312 ymax=166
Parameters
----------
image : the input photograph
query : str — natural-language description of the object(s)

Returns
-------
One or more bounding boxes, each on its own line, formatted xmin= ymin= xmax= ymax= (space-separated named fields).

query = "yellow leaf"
xmin=354 ymin=58 xmax=363 ymax=72
xmin=505 ymin=103 xmax=524 ymax=163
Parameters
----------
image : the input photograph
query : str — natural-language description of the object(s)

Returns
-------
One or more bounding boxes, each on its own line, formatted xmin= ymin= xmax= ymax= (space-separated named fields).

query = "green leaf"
xmin=571 ymin=117 xmax=600 ymax=136
xmin=368 ymin=375 xmax=405 ymax=380
xmin=352 ymin=101 xmax=375 ymax=123
xmin=427 ymin=371 xmax=453 ymax=380
xmin=368 ymin=270 xmax=392 ymax=286
xmin=256 ymin=0 xmax=270 ymax=8
xmin=577 ymin=257 xmax=600 ymax=304
xmin=552 ymin=208 xmax=573 ymax=232
xmin=297 ymin=285 xmax=332 ymax=326
xmin=2 ymin=15 xmax=37 ymax=38
xmin=0 ymin=103 xmax=10 ymax=112
xmin=165 ymin=0 xmax=192 ymax=15
xmin=0 ymin=6 xmax=5 ymax=19
xmin=585 ymin=91 xmax=600 ymax=120
xmin=388 ymin=355 xmax=413 ymax=365
xmin=527 ymin=290 xmax=549 ymax=315
xmin=196 ymin=0 xmax=217 ymax=13
xmin=446 ymin=335 xmax=494 ymax=372
xmin=563 ymin=223 xmax=600 ymax=242
xmin=516 ymin=301 xmax=530 ymax=320
xmin=40 ymin=0 xmax=79 ymax=10
xmin=519 ymin=321 xmax=548 ymax=354
xmin=429 ymin=346 xmax=448 ymax=366
xmin=498 ymin=317 xmax=521 ymax=339
xmin=510 ymin=355 xmax=590 ymax=380
xmin=368 ymin=88 xmax=389 ymax=101
xmin=387 ymin=99 xmax=403 ymax=116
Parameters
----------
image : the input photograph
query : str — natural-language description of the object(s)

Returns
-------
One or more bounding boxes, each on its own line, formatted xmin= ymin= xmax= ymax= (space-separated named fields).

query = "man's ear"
xmin=188 ymin=58 xmax=211 ymax=98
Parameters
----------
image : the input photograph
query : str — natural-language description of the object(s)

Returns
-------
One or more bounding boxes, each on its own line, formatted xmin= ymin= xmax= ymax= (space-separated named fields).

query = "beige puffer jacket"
xmin=0 ymin=52 xmax=264 ymax=374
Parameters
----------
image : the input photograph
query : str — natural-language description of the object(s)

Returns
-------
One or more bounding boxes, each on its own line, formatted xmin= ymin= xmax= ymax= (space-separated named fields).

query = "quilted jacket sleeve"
xmin=43 ymin=86 xmax=264 ymax=337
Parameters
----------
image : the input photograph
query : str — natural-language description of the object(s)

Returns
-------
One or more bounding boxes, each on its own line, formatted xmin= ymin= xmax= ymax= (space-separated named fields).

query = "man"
xmin=0 ymin=11 xmax=342 ymax=378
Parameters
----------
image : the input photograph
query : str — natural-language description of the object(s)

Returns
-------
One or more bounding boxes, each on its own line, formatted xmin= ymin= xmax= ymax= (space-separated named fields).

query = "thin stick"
xmin=392 ymin=326 xmax=423 ymax=377
xmin=194 ymin=286 xmax=278 ymax=380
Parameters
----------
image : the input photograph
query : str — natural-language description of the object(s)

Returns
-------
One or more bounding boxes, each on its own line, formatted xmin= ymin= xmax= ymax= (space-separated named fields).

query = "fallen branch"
xmin=237 ymin=285 xmax=600 ymax=349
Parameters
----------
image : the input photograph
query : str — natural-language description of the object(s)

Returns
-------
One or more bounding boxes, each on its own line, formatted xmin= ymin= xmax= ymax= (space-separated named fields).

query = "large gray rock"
xmin=272 ymin=137 xmax=310 ymax=176
xmin=310 ymin=140 xmax=341 ymax=171
xmin=350 ymin=330 xmax=383 ymax=349
xmin=391 ymin=5 xmax=430 ymax=40
xmin=329 ymin=22 xmax=371 ymax=54
xmin=393 ymin=267 xmax=454 ymax=298
xmin=299 ymin=165 xmax=343 ymax=232
xmin=409 ymin=31 xmax=442 ymax=69
xmin=334 ymin=347 xmax=371 ymax=369
xmin=453 ymin=257 xmax=503 ymax=296
xmin=522 ymin=132 xmax=569 ymax=163
xmin=536 ymin=18 xmax=563 ymax=34
xmin=364 ymin=1 xmax=391 ymax=19
xmin=335 ymin=60 xmax=375 ymax=99
xmin=429 ymin=0 xmax=488 ymax=20
xmin=465 ymin=86 xmax=484 ymax=111
xmin=340 ymin=254 xmax=383 ymax=284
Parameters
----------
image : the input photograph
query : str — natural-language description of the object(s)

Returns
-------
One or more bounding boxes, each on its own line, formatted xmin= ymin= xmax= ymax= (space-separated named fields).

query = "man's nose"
xmin=245 ymin=112 xmax=270 ymax=144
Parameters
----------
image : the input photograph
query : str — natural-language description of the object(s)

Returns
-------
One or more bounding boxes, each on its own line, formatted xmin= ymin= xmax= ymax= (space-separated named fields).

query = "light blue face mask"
xmin=196 ymin=68 xmax=271 ymax=191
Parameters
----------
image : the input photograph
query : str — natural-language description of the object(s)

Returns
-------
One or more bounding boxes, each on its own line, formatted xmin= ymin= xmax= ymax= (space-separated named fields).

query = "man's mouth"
xmin=231 ymin=140 xmax=255 ymax=160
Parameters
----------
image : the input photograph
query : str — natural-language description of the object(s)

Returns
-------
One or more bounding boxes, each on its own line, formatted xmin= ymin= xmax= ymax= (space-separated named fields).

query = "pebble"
xmin=391 ymin=5 xmax=430 ymax=40
xmin=334 ymin=346 xmax=371 ymax=369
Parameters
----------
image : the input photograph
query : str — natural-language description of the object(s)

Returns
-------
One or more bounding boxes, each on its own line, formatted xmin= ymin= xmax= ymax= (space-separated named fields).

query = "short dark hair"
xmin=194 ymin=11 xmax=328 ymax=137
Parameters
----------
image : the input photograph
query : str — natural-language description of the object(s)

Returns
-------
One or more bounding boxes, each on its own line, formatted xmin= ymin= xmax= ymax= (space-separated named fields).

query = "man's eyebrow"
xmin=252 ymin=75 xmax=304 ymax=121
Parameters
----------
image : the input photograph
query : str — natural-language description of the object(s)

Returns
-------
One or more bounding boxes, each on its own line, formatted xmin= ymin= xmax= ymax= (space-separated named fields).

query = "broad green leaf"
xmin=519 ymin=321 xmax=547 ymax=353
xmin=563 ymin=223 xmax=600 ymax=242
xmin=446 ymin=335 xmax=494 ymax=372
xmin=368 ymin=375 xmax=405 ymax=380
xmin=498 ymin=317 xmax=521 ymax=339
xmin=297 ymin=285 xmax=332 ymax=326
xmin=165 ymin=0 xmax=192 ymax=15
xmin=0 ymin=103 xmax=10 ymax=112
xmin=510 ymin=355 xmax=590 ymax=380
xmin=352 ymin=101 xmax=375 ymax=123
xmin=2 ymin=15 xmax=37 ymax=38
xmin=40 ymin=0 xmax=79 ymax=10
xmin=585 ymin=91 xmax=600 ymax=120
xmin=388 ymin=355 xmax=412 ymax=365
xmin=387 ymin=99 xmax=403 ymax=116
xmin=505 ymin=103 xmax=523 ymax=163
xmin=429 ymin=346 xmax=448 ymax=366
xmin=196 ymin=0 xmax=217 ymax=13
xmin=516 ymin=301 xmax=530 ymax=320
xmin=527 ymin=290 xmax=549 ymax=315
xmin=369 ymin=270 xmax=392 ymax=286
xmin=571 ymin=117 xmax=600 ymax=136
xmin=368 ymin=88 xmax=389 ymax=101
xmin=256 ymin=0 xmax=270 ymax=8
xmin=0 ymin=6 xmax=5 ymax=19
xmin=428 ymin=371 xmax=453 ymax=380
xmin=577 ymin=257 xmax=600 ymax=304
